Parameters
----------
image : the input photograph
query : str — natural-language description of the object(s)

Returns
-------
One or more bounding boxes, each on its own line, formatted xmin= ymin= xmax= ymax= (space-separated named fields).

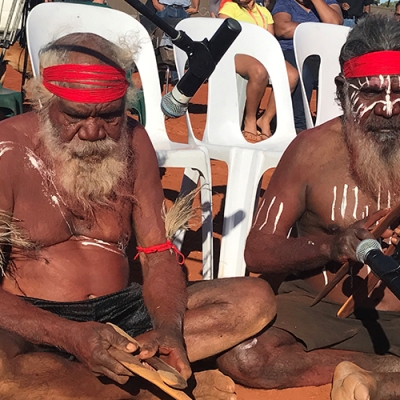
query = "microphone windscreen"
xmin=356 ymin=239 xmax=382 ymax=263
xmin=161 ymin=91 xmax=188 ymax=119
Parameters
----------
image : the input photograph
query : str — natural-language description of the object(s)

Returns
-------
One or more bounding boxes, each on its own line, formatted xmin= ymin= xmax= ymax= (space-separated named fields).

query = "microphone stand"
xmin=123 ymin=0 xmax=241 ymax=87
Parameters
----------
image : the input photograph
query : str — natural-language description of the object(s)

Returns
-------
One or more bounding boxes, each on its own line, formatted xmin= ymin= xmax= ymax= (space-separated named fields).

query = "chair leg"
xmin=173 ymin=166 xmax=214 ymax=279
xmin=165 ymin=65 xmax=170 ymax=94
xmin=217 ymin=149 xmax=269 ymax=278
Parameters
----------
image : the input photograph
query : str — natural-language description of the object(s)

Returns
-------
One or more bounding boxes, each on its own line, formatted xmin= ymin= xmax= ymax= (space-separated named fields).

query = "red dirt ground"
xmin=3 ymin=65 xmax=330 ymax=400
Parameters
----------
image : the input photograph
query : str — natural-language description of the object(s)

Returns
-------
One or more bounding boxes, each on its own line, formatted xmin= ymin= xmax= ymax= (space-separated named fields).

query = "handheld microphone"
xmin=161 ymin=18 xmax=241 ymax=118
xmin=356 ymin=238 xmax=400 ymax=300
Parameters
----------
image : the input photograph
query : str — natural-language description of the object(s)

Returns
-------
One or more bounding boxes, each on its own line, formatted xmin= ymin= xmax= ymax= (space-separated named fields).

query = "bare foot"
xmin=256 ymin=115 xmax=272 ymax=138
xmin=192 ymin=370 xmax=236 ymax=400
xmin=331 ymin=361 xmax=376 ymax=400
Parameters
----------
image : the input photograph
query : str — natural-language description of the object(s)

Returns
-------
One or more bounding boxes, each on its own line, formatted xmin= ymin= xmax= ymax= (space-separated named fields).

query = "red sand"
xmin=3 ymin=65 xmax=330 ymax=400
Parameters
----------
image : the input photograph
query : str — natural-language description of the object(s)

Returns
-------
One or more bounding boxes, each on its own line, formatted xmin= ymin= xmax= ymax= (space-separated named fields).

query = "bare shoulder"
xmin=0 ymin=112 xmax=38 ymax=147
xmin=282 ymin=118 xmax=343 ymax=169
xmin=127 ymin=117 xmax=156 ymax=156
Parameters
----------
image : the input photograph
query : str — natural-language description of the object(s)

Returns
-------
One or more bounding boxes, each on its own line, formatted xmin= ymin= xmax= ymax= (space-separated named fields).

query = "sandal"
xmin=242 ymin=130 xmax=269 ymax=143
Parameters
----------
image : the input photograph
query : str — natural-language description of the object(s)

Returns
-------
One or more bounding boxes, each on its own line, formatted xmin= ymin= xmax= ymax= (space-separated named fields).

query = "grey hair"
xmin=337 ymin=14 xmax=400 ymax=108
xmin=339 ymin=14 xmax=400 ymax=70
xmin=24 ymin=32 xmax=139 ymax=110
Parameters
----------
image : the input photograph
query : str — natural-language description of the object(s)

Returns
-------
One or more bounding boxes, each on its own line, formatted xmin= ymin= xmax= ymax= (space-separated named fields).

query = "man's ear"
xmin=335 ymin=74 xmax=345 ymax=92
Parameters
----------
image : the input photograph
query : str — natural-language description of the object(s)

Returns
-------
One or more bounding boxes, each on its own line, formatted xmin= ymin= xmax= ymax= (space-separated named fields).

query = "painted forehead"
xmin=348 ymin=75 xmax=400 ymax=89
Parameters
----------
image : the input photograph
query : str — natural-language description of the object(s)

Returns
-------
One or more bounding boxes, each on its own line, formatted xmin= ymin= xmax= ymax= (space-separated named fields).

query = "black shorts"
xmin=21 ymin=283 xmax=153 ymax=358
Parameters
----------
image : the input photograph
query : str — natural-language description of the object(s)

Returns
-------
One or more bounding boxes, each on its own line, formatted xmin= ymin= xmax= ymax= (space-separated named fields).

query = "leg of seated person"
xmin=217 ymin=327 xmax=400 ymax=390
xmin=235 ymin=54 xmax=269 ymax=140
xmin=256 ymin=61 xmax=299 ymax=137
xmin=283 ymin=49 xmax=314 ymax=132
xmin=0 ymin=278 xmax=275 ymax=399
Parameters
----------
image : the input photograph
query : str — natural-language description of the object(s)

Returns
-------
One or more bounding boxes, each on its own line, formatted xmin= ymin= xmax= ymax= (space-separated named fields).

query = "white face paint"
xmin=349 ymin=75 xmax=400 ymax=121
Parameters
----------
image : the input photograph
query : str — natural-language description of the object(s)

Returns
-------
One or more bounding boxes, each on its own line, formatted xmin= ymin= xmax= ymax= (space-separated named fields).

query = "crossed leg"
xmin=0 ymin=277 xmax=275 ymax=399
xmin=217 ymin=326 xmax=400 ymax=390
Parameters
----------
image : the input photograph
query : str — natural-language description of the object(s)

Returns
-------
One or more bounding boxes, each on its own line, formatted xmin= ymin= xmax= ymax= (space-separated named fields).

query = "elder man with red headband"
xmin=214 ymin=14 xmax=400 ymax=398
xmin=0 ymin=32 xmax=277 ymax=399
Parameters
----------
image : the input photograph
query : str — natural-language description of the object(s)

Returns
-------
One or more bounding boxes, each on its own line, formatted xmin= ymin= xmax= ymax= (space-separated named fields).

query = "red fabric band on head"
xmin=134 ymin=240 xmax=185 ymax=265
xmin=343 ymin=51 xmax=400 ymax=79
xmin=42 ymin=64 xmax=129 ymax=103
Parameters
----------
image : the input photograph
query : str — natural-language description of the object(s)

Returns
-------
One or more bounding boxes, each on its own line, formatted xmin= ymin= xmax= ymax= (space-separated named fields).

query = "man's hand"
xmin=65 ymin=321 xmax=138 ymax=384
xmin=153 ymin=0 xmax=165 ymax=11
xmin=186 ymin=6 xmax=199 ymax=15
xmin=136 ymin=328 xmax=192 ymax=380
xmin=340 ymin=2 xmax=350 ymax=10
xmin=330 ymin=209 xmax=390 ymax=264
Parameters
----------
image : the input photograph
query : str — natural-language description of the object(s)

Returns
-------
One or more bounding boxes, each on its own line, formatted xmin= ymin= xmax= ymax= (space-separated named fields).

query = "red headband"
xmin=42 ymin=64 xmax=129 ymax=103
xmin=343 ymin=51 xmax=400 ymax=79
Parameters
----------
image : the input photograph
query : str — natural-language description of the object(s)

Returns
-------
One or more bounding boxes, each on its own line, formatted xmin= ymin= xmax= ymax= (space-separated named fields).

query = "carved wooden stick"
xmin=107 ymin=322 xmax=188 ymax=390
xmin=312 ymin=203 xmax=400 ymax=307
xmin=336 ymin=243 xmax=396 ymax=318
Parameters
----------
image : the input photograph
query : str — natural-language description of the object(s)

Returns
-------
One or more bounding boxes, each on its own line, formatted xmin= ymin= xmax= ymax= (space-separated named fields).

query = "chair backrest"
xmin=26 ymin=2 xmax=169 ymax=145
xmin=293 ymin=22 xmax=351 ymax=128
xmin=174 ymin=18 xmax=295 ymax=150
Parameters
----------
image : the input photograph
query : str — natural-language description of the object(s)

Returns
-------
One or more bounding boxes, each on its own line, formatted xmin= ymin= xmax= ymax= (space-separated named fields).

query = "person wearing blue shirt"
xmin=272 ymin=0 xmax=342 ymax=132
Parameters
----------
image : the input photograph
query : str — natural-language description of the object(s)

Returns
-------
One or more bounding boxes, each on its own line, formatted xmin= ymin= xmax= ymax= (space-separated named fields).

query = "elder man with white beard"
xmin=216 ymin=14 xmax=400 ymax=400
xmin=0 ymin=32 xmax=276 ymax=399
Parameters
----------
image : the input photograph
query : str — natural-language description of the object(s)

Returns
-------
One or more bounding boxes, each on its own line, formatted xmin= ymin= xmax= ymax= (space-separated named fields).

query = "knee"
xmin=217 ymin=337 xmax=271 ymax=388
xmin=248 ymin=64 xmax=269 ymax=86
xmin=286 ymin=63 xmax=299 ymax=92
xmin=226 ymin=277 xmax=276 ymax=335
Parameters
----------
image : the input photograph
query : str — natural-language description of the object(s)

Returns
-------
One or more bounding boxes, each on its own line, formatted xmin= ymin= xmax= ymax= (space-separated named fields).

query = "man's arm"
xmin=310 ymin=0 xmax=343 ymax=24
xmin=245 ymin=135 xmax=334 ymax=276
xmin=187 ymin=0 xmax=199 ymax=15
xmin=151 ymin=0 xmax=165 ymax=12
xmin=130 ymin=123 xmax=190 ymax=378
xmin=245 ymin=130 xmax=374 ymax=277
xmin=273 ymin=11 xmax=299 ymax=39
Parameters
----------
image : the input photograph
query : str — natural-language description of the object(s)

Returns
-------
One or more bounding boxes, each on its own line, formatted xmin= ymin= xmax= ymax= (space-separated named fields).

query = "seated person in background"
xmin=215 ymin=15 xmax=400 ymax=399
xmin=0 ymin=32 xmax=276 ymax=399
xmin=337 ymin=0 xmax=372 ymax=27
xmin=272 ymin=0 xmax=342 ymax=132
xmin=219 ymin=0 xmax=298 ymax=141
xmin=395 ymin=1 xmax=400 ymax=22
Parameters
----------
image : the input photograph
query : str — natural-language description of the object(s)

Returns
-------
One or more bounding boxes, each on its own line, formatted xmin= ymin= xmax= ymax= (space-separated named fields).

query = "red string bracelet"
xmin=134 ymin=239 xmax=185 ymax=265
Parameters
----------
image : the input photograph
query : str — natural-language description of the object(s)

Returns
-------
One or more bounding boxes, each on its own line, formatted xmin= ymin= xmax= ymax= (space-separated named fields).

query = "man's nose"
xmin=77 ymin=118 xmax=106 ymax=141
xmin=374 ymin=97 xmax=400 ymax=118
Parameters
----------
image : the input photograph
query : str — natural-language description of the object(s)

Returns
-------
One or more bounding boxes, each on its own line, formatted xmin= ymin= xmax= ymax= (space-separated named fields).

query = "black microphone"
xmin=161 ymin=18 xmax=241 ymax=118
xmin=356 ymin=238 xmax=400 ymax=300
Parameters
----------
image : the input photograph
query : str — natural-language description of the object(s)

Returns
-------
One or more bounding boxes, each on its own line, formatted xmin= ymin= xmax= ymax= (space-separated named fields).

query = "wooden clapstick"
xmin=106 ymin=322 xmax=187 ymax=390
xmin=312 ymin=203 xmax=400 ymax=307
xmin=108 ymin=347 xmax=191 ymax=400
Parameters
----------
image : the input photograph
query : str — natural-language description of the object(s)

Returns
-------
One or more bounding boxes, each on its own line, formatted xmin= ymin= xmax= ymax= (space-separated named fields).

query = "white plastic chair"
xmin=26 ymin=2 xmax=214 ymax=279
xmin=174 ymin=18 xmax=296 ymax=278
xmin=293 ymin=22 xmax=351 ymax=129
